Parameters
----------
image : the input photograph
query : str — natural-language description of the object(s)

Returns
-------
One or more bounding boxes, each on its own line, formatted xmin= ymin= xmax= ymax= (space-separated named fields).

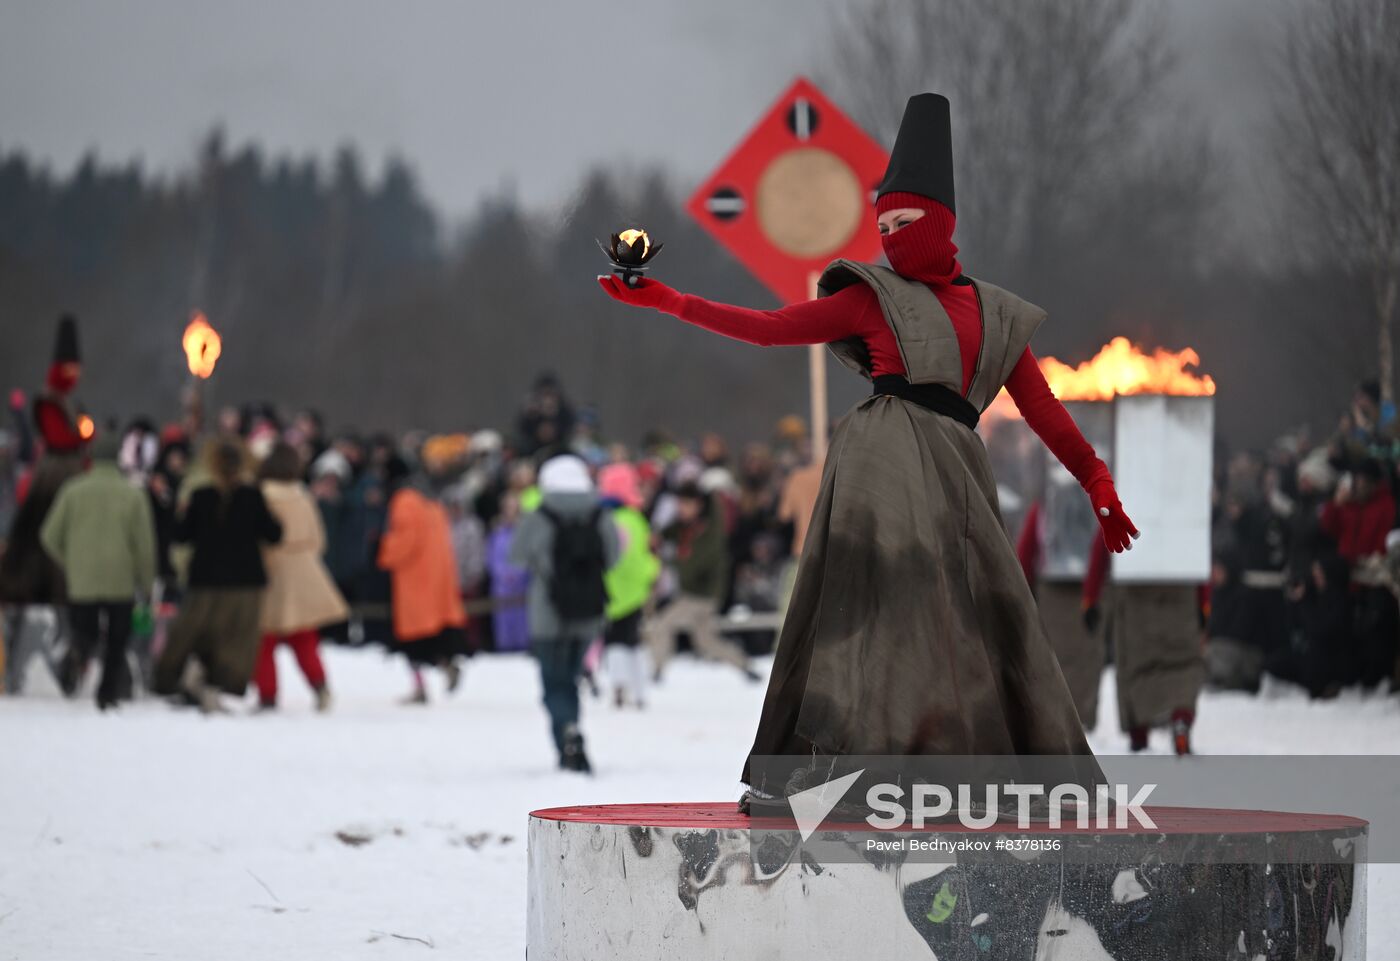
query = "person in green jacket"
xmin=646 ymin=483 xmax=757 ymax=683
xmin=40 ymin=427 xmax=157 ymax=709
xmin=598 ymin=463 xmax=661 ymax=708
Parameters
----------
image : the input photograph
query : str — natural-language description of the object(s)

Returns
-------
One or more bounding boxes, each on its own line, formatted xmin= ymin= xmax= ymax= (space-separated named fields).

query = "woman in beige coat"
xmin=254 ymin=443 xmax=348 ymax=711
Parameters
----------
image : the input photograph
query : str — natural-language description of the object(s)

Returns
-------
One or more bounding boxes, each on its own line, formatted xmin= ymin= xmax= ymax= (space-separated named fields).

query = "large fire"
xmin=989 ymin=337 xmax=1214 ymax=418
xmin=183 ymin=313 xmax=222 ymax=379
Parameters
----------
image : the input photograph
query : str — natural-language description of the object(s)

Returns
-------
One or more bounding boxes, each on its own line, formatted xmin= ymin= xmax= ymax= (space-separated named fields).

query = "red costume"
xmin=602 ymin=192 xmax=1130 ymax=549
xmin=33 ymin=315 xmax=86 ymax=455
xmin=1320 ymin=486 xmax=1396 ymax=564
xmin=0 ymin=315 xmax=87 ymax=605
xmin=602 ymin=92 xmax=1134 ymax=795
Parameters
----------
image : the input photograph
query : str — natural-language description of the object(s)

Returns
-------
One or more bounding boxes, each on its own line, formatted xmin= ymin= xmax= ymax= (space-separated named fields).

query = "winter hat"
xmin=384 ymin=455 xmax=412 ymax=487
xmin=246 ymin=423 xmax=279 ymax=462
xmin=539 ymin=454 xmax=593 ymax=494
xmin=876 ymin=94 xmax=955 ymax=213
xmin=88 ymin=426 xmax=122 ymax=462
xmin=635 ymin=459 xmax=662 ymax=486
xmin=598 ymin=462 xmax=643 ymax=508
xmin=312 ymin=448 xmax=352 ymax=482
xmin=1296 ymin=448 xmax=1337 ymax=492
xmin=874 ymin=93 xmax=961 ymax=284
xmin=471 ymin=429 xmax=504 ymax=454
xmin=1386 ymin=529 xmax=1400 ymax=556
xmin=668 ymin=455 xmax=704 ymax=488
xmin=46 ymin=314 xmax=82 ymax=395
xmin=699 ymin=466 xmax=737 ymax=495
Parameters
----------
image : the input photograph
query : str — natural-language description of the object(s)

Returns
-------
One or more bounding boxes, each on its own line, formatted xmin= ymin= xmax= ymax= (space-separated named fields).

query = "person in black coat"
xmin=153 ymin=436 xmax=282 ymax=709
xmin=1270 ymin=539 xmax=1353 ymax=698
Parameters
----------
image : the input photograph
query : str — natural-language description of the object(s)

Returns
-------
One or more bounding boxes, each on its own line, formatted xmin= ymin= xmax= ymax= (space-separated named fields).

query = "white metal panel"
xmin=1110 ymin=395 xmax=1213 ymax=583
xmin=1043 ymin=401 xmax=1114 ymax=581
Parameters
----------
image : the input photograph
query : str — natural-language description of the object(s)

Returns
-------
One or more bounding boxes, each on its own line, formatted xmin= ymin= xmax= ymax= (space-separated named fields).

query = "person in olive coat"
xmin=41 ymin=427 xmax=157 ymax=709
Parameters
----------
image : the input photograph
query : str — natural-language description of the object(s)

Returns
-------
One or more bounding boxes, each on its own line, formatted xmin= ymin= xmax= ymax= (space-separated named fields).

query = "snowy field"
xmin=2 ymin=646 xmax=1398 ymax=960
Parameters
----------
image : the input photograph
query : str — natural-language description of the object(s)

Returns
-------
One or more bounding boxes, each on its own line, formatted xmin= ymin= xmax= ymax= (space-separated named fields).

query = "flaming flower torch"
xmin=183 ymin=313 xmax=222 ymax=379
xmin=598 ymin=228 xmax=663 ymax=287
xmin=181 ymin=312 xmax=222 ymax=436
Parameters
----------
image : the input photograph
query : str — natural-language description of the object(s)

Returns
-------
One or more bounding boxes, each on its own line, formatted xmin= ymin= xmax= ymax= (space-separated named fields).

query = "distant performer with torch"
xmin=0 ymin=315 xmax=90 ymax=608
xmin=600 ymin=94 xmax=1139 ymax=802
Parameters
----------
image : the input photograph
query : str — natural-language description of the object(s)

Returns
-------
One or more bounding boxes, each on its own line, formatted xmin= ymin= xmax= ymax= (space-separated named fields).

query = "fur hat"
xmin=539 ymin=454 xmax=593 ymax=495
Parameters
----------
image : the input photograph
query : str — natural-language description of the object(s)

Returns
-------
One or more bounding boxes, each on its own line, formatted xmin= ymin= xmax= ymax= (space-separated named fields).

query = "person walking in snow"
xmin=154 ymin=436 xmax=282 ymax=711
xmin=40 ymin=426 xmax=157 ymax=710
xmin=598 ymin=463 xmax=660 ymax=709
xmin=509 ymin=455 xmax=618 ymax=772
xmin=486 ymin=492 xmax=532 ymax=653
xmin=376 ymin=456 xmax=468 ymax=704
xmin=253 ymin=443 xmax=347 ymax=712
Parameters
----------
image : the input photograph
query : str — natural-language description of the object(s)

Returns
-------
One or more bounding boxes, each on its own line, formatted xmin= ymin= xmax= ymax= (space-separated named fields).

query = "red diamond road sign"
xmin=686 ymin=77 xmax=889 ymax=305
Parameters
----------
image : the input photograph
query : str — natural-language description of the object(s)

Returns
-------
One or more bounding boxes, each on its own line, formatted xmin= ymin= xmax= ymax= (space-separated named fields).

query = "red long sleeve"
xmin=661 ymin=285 xmax=910 ymax=378
xmin=650 ymin=281 xmax=1110 ymax=510
xmin=652 ymin=279 xmax=980 ymax=391
xmin=1004 ymin=348 xmax=1111 ymax=494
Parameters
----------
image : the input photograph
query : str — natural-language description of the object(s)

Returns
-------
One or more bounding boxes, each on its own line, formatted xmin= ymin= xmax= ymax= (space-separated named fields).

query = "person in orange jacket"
xmin=377 ymin=456 xmax=468 ymax=704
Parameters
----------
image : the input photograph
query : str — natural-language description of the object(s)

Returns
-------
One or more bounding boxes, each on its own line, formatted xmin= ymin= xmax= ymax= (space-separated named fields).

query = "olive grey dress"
xmin=742 ymin=260 xmax=1100 ymax=789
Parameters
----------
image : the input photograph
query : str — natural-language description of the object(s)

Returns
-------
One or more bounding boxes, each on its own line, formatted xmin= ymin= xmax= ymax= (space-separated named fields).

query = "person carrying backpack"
xmin=509 ymin=454 xmax=618 ymax=772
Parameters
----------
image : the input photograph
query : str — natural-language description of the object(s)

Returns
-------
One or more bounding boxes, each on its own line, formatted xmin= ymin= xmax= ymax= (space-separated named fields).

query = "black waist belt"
xmin=872 ymin=375 xmax=980 ymax=430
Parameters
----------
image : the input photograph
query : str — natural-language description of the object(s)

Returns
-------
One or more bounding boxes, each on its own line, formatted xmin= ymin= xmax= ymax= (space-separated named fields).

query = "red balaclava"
xmin=876 ymin=191 xmax=962 ymax=285
xmin=46 ymin=361 xmax=80 ymax=396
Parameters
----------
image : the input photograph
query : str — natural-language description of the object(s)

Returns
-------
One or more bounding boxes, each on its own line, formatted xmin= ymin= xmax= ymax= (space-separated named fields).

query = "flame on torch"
xmin=988 ymin=336 xmax=1215 ymax=419
xmin=77 ymin=415 xmax=95 ymax=441
xmin=183 ymin=313 xmax=222 ymax=379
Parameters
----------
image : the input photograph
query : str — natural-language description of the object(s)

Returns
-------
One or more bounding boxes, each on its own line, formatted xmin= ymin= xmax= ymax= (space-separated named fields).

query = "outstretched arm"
xmin=1005 ymin=348 xmax=1139 ymax=553
xmin=598 ymin=276 xmax=875 ymax=347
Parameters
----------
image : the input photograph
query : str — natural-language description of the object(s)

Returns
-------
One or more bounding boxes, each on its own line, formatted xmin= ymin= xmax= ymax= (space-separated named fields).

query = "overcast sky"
xmin=1 ymin=0 xmax=1279 ymax=219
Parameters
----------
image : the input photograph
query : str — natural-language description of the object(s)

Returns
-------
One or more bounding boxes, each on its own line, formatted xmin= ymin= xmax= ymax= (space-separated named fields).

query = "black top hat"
xmin=53 ymin=313 xmax=80 ymax=365
xmin=875 ymin=94 xmax=956 ymax=215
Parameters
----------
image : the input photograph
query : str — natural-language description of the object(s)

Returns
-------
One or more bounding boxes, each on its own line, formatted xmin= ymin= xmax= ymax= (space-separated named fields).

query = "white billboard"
xmin=1110 ymin=394 xmax=1214 ymax=583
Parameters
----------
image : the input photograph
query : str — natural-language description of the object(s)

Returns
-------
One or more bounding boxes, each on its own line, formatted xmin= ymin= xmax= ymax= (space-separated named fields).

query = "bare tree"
xmin=1274 ymin=0 xmax=1400 ymax=403
xmin=822 ymin=0 xmax=1210 ymax=299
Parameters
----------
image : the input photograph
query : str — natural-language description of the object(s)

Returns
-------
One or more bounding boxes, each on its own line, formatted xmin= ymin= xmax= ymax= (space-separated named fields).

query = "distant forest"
xmin=1 ymin=0 xmax=1389 ymax=452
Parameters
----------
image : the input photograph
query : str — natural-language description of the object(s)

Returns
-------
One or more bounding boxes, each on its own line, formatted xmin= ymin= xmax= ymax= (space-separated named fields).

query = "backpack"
xmin=540 ymin=505 xmax=608 ymax=621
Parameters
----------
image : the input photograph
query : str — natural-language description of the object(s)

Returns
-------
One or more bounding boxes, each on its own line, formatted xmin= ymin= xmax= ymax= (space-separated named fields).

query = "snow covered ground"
xmin=1 ymin=647 xmax=1397 ymax=960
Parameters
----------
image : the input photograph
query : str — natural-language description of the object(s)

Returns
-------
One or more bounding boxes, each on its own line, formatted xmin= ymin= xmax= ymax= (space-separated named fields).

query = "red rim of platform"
xmin=529 ymin=802 xmax=1368 ymax=834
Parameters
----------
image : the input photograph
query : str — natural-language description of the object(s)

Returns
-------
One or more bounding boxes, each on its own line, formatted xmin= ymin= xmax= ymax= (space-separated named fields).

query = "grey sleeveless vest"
xmin=817 ymin=259 xmax=1045 ymax=413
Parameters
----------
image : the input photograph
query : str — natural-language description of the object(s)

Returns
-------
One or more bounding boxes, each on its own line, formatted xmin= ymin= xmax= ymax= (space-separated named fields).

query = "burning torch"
xmin=181 ymin=312 xmax=222 ymax=437
xmin=598 ymin=228 xmax=663 ymax=288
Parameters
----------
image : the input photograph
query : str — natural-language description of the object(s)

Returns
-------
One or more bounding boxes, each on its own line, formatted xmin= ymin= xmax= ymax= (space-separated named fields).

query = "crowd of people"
xmin=3 ymin=368 xmax=1398 ymax=770
xmin=0 ymin=373 xmax=819 ymax=770
xmin=1206 ymin=379 xmax=1400 ymax=701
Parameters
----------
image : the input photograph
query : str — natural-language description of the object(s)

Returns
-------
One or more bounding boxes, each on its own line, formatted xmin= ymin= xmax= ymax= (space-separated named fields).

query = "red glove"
xmin=597 ymin=275 xmax=682 ymax=312
xmin=1089 ymin=479 xmax=1139 ymax=553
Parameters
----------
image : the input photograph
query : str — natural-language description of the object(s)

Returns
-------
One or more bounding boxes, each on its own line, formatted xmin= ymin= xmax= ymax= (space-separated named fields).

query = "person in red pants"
xmin=254 ymin=443 xmax=348 ymax=711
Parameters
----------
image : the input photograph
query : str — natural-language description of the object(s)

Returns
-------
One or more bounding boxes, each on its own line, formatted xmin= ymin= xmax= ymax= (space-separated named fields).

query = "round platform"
xmin=528 ymin=802 xmax=1366 ymax=960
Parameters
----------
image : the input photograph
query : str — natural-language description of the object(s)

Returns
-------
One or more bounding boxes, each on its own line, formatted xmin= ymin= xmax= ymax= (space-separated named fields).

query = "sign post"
xmin=686 ymin=78 xmax=888 ymax=460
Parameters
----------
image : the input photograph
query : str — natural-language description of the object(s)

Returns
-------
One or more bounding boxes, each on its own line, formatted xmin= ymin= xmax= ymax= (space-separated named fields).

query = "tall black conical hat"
xmin=875 ymin=93 xmax=955 ymax=214
xmin=53 ymin=314 xmax=80 ymax=365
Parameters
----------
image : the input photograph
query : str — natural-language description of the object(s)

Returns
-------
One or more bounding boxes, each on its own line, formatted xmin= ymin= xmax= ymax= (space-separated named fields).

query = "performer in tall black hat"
xmin=32 ymin=314 xmax=87 ymax=455
xmin=600 ymin=95 xmax=1137 ymax=804
xmin=0 ymin=315 xmax=90 ymax=609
